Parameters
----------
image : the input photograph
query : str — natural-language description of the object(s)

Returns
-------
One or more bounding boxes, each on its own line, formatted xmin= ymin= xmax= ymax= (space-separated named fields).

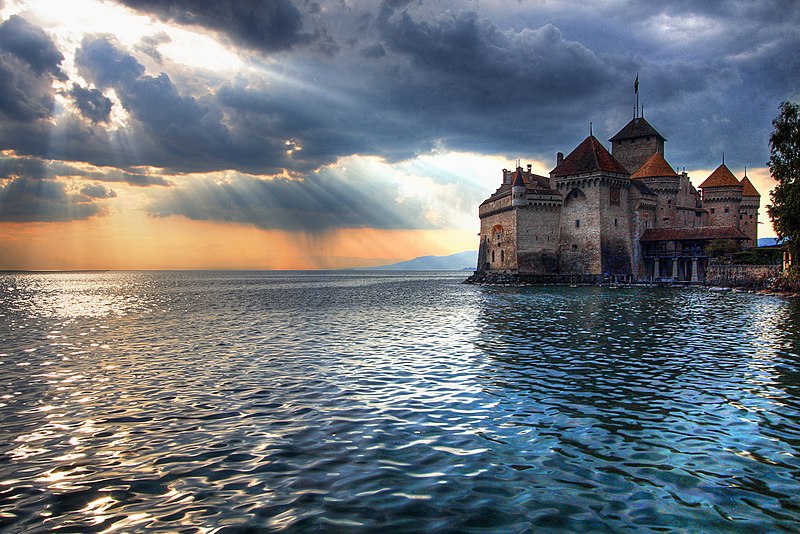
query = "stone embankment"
xmin=705 ymin=264 xmax=781 ymax=289
xmin=463 ymin=272 xmax=602 ymax=286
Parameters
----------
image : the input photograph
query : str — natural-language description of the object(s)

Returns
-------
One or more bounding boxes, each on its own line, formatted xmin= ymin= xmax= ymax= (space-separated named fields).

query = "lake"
xmin=1 ymin=271 xmax=799 ymax=531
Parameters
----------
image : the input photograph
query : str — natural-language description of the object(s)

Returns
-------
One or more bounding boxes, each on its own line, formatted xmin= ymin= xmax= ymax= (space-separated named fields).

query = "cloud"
xmin=68 ymin=84 xmax=113 ymax=123
xmin=147 ymin=155 xmax=486 ymax=232
xmin=0 ymin=15 xmax=65 ymax=122
xmin=0 ymin=152 xmax=172 ymax=187
xmin=0 ymin=15 xmax=65 ymax=79
xmin=74 ymin=34 xmax=145 ymax=88
xmin=0 ymin=178 xmax=104 ymax=222
xmin=80 ymin=183 xmax=117 ymax=198
xmin=115 ymin=0 xmax=306 ymax=52
xmin=0 ymin=0 xmax=797 ymax=211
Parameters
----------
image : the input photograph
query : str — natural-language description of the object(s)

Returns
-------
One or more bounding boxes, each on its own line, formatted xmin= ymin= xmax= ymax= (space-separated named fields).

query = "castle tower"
xmin=630 ymin=152 xmax=679 ymax=228
xmin=550 ymin=135 xmax=633 ymax=277
xmin=698 ymin=163 xmax=743 ymax=229
xmin=511 ymin=167 xmax=526 ymax=207
xmin=609 ymin=117 xmax=666 ymax=175
xmin=739 ymin=173 xmax=760 ymax=249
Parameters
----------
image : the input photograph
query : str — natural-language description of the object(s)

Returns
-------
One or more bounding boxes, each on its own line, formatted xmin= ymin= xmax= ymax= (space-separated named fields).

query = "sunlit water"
xmin=1 ymin=271 xmax=799 ymax=532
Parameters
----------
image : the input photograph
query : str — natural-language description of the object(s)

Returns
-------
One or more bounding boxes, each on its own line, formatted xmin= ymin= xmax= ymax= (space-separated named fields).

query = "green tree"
xmin=705 ymin=238 xmax=741 ymax=261
xmin=767 ymin=101 xmax=800 ymax=266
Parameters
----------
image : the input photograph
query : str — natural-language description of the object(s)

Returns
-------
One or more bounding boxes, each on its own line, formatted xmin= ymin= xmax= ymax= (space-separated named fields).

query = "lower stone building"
xmin=475 ymin=114 xmax=759 ymax=283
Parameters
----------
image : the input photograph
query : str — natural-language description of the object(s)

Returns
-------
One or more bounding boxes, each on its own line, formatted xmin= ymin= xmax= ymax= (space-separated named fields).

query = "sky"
xmin=0 ymin=0 xmax=797 ymax=270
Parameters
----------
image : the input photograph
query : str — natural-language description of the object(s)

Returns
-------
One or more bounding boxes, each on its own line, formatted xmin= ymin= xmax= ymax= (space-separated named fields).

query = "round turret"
xmin=511 ymin=167 xmax=526 ymax=207
xmin=698 ymin=163 xmax=743 ymax=229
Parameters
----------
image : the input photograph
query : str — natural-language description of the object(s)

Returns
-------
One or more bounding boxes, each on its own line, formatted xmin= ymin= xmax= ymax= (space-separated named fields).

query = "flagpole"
xmin=635 ymin=74 xmax=639 ymax=119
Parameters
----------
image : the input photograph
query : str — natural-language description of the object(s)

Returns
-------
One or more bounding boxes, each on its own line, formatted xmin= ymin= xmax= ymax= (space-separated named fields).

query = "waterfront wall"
xmin=705 ymin=264 xmax=780 ymax=288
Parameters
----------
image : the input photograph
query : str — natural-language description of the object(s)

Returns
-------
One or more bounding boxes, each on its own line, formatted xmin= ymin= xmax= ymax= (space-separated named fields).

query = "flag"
xmin=634 ymin=74 xmax=639 ymax=94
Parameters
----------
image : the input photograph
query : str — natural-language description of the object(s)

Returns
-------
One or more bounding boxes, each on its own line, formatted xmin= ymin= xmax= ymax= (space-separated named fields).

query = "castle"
xmin=475 ymin=111 xmax=761 ymax=283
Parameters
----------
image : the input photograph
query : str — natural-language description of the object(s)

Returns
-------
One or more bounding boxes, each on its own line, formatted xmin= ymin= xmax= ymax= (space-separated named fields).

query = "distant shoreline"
xmin=0 ymin=270 xmax=109 ymax=274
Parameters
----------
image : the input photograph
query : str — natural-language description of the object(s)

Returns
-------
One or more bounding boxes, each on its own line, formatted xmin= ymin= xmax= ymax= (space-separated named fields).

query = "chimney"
xmin=557 ymin=152 xmax=564 ymax=166
xmin=526 ymin=164 xmax=532 ymax=172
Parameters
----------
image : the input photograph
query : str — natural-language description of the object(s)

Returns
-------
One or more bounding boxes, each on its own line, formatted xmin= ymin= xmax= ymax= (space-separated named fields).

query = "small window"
xmin=614 ymin=218 xmax=618 ymax=227
xmin=572 ymin=244 xmax=578 ymax=251
xmin=750 ymin=214 xmax=753 ymax=219
xmin=491 ymin=251 xmax=495 ymax=262
xmin=710 ymin=208 xmax=715 ymax=214
xmin=724 ymin=207 xmax=729 ymax=213
xmin=501 ymin=250 xmax=504 ymax=262
xmin=576 ymin=219 xmax=580 ymax=228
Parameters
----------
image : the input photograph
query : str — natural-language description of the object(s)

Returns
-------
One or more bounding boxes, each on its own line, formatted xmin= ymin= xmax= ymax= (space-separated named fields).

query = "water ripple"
xmin=0 ymin=273 xmax=799 ymax=531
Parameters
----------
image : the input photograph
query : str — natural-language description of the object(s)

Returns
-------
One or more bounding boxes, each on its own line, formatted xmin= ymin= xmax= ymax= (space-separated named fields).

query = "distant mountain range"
xmin=367 ymin=239 xmax=780 ymax=270
xmin=366 ymin=250 xmax=477 ymax=271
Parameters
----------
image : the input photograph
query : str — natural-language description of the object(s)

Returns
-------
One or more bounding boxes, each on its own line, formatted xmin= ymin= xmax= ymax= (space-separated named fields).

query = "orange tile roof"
xmin=698 ymin=163 xmax=742 ymax=188
xmin=740 ymin=175 xmax=760 ymax=197
xmin=630 ymin=152 xmax=678 ymax=179
xmin=551 ymin=136 xmax=629 ymax=177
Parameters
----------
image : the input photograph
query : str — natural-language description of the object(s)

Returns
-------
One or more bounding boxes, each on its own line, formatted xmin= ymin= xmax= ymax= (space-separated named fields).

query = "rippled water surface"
xmin=1 ymin=271 xmax=799 ymax=532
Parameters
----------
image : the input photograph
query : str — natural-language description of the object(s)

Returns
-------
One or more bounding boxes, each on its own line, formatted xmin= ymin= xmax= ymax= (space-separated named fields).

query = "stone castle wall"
xmin=516 ymin=204 xmax=561 ymax=274
xmin=480 ymin=208 xmax=518 ymax=272
xmin=703 ymin=186 xmax=742 ymax=229
xmin=599 ymin=181 xmax=634 ymax=275
xmin=739 ymin=198 xmax=759 ymax=249
xmin=558 ymin=180 xmax=602 ymax=274
xmin=612 ymin=136 xmax=664 ymax=174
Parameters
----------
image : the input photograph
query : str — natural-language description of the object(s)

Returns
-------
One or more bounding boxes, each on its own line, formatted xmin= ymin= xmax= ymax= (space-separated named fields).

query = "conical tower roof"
xmin=630 ymin=152 xmax=677 ymax=179
xmin=609 ymin=117 xmax=666 ymax=142
xmin=512 ymin=167 xmax=525 ymax=187
xmin=740 ymin=175 xmax=760 ymax=197
xmin=699 ymin=163 xmax=742 ymax=188
xmin=551 ymin=136 xmax=629 ymax=177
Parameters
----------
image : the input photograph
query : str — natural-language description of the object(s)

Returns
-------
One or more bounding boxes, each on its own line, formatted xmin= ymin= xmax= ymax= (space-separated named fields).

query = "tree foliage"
xmin=705 ymin=238 xmax=741 ymax=260
xmin=767 ymin=101 xmax=800 ymax=263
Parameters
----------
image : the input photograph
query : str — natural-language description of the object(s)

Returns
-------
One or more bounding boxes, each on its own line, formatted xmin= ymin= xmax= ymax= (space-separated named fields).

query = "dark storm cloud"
xmin=0 ymin=153 xmax=48 ymax=180
xmin=0 ymin=15 xmax=65 ymax=78
xmin=0 ymin=152 xmax=171 ymax=187
xmin=0 ymin=15 xmax=64 ymax=122
xmin=69 ymin=84 xmax=113 ymax=123
xmin=0 ymin=178 xmax=103 ymax=222
xmin=149 ymin=172 xmax=436 ymax=232
xmin=74 ymin=34 xmax=145 ymax=87
xmin=116 ymin=0 xmax=306 ymax=52
xmin=1 ymin=1 xmax=798 ymax=231
xmin=80 ymin=183 xmax=117 ymax=199
xmin=72 ymin=34 xmax=375 ymax=174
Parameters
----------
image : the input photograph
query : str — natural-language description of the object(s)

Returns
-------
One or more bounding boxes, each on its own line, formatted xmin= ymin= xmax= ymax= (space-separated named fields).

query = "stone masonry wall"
xmin=516 ymin=204 xmax=561 ymax=274
xmin=480 ymin=208 xmax=518 ymax=272
xmin=600 ymin=181 xmax=633 ymax=275
xmin=739 ymin=199 xmax=759 ymax=249
xmin=559 ymin=182 xmax=601 ymax=274
xmin=703 ymin=187 xmax=742 ymax=229
xmin=612 ymin=136 xmax=663 ymax=175
xmin=706 ymin=264 xmax=780 ymax=287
